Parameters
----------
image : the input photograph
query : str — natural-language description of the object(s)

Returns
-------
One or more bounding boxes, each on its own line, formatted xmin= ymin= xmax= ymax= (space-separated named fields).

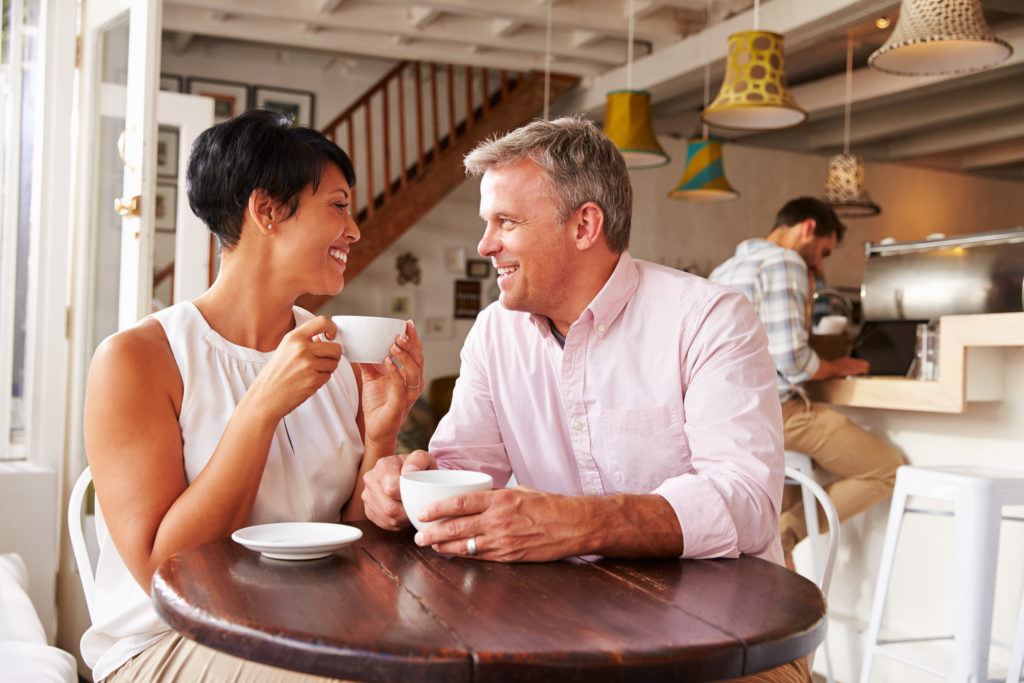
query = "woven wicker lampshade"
xmin=603 ymin=90 xmax=670 ymax=169
xmin=668 ymin=138 xmax=738 ymax=202
xmin=869 ymin=0 xmax=1012 ymax=75
xmin=701 ymin=30 xmax=806 ymax=131
xmin=823 ymin=153 xmax=880 ymax=218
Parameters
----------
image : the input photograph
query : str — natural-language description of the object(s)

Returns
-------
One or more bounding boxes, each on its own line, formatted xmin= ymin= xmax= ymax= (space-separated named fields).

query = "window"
xmin=1 ymin=0 xmax=41 ymax=459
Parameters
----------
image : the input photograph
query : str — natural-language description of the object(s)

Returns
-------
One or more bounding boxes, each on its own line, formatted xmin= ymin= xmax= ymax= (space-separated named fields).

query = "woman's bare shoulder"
xmin=88 ymin=317 xmax=182 ymax=399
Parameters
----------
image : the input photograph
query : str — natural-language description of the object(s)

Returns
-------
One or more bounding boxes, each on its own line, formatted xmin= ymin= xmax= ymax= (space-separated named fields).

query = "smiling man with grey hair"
xmin=363 ymin=116 xmax=807 ymax=682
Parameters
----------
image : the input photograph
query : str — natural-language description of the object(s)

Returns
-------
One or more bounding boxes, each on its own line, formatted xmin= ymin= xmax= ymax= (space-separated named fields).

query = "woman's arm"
xmin=86 ymin=315 xmax=341 ymax=593
xmin=341 ymin=321 xmax=424 ymax=520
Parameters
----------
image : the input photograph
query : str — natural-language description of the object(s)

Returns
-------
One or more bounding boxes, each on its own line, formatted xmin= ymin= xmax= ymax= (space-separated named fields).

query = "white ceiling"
xmin=162 ymin=0 xmax=1024 ymax=181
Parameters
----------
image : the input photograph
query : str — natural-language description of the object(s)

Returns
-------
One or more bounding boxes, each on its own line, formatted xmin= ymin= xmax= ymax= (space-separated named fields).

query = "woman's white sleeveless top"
xmin=81 ymin=302 xmax=362 ymax=681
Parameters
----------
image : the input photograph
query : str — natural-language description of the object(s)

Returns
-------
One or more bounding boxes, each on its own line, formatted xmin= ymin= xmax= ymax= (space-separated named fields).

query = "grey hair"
xmin=463 ymin=116 xmax=632 ymax=253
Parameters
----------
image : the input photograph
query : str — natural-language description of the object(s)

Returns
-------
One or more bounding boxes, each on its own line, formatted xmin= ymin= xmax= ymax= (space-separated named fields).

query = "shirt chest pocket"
xmin=596 ymin=404 xmax=689 ymax=492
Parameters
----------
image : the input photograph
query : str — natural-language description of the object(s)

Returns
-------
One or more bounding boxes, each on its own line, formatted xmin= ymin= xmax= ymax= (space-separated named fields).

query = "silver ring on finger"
xmin=404 ymin=377 xmax=423 ymax=391
xmin=467 ymin=536 xmax=478 ymax=556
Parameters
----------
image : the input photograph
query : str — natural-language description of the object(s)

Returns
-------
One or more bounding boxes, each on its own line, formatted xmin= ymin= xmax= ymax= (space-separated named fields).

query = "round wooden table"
xmin=152 ymin=521 xmax=825 ymax=682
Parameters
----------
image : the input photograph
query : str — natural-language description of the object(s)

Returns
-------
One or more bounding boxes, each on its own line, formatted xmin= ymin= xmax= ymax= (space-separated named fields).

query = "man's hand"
xmin=814 ymin=356 xmax=870 ymax=379
xmin=362 ymin=450 xmax=435 ymax=530
xmin=411 ymin=486 xmax=588 ymax=562
xmin=411 ymin=488 xmax=684 ymax=562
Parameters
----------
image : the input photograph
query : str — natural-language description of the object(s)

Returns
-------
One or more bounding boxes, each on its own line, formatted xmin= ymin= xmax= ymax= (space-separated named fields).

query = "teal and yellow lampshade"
xmin=602 ymin=90 xmax=670 ymax=169
xmin=668 ymin=138 xmax=739 ymax=202
xmin=701 ymin=30 xmax=806 ymax=131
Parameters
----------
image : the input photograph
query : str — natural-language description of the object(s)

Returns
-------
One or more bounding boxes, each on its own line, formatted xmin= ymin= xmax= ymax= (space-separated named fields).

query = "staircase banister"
xmin=321 ymin=60 xmax=411 ymax=134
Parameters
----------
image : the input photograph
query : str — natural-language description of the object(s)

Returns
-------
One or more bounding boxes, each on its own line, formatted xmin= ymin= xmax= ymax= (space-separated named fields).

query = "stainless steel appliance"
xmin=860 ymin=227 xmax=1024 ymax=322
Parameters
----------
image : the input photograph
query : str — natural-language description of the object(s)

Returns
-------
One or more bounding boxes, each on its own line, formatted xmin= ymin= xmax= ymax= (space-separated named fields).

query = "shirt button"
xmin=597 ymin=324 xmax=606 ymax=333
xmin=572 ymin=419 xmax=583 ymax=430
xmin=589 ymin=488 xmax=598 ymax=495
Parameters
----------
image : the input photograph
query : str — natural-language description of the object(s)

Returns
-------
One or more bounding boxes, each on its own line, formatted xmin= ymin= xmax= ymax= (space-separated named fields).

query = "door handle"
xmin=114 ymin=195 xmax=140 ymax=217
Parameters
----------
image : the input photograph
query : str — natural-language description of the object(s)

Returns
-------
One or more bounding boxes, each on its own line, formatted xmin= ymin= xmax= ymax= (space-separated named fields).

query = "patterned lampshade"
xmin=603 ymin=90 xmax=670 ymax=169
xmin=823 ymin=154 xmax=881 ymax=218
xmin=668 ymin=138 xmax=738 ymax=202
xmin=701 ymin=30 xmax=806 ymax=131
xmin=869 ymin=0 xmax=1012 ymax=75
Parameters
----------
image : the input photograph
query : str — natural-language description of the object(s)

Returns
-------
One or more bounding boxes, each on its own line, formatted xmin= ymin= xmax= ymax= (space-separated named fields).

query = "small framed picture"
xmin=160 ymin=73 xmax=183 ymax=92
xmin=253 ymin=86 xmax=315 ymax=127
xmin=155 ymin=182 xmax=177 ymax=232
xmin=157 ymin=127 xmax=179 ymax=178
xmin=445 ymin=247 xmax=467 ymax=275
xmin=454 ymin=280 xmax=481 ymax=319
xmin=466 ymin=259 xmax=491 ymax=279
xmin=423 ymin=317 xmax=453 ymax=339
xmin=187 ymin=77 xmax=250 ymax=123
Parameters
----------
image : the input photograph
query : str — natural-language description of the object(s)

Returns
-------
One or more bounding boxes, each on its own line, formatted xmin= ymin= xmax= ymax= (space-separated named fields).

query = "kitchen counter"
xmin=805 ymin=312 xmax=1024 ymax=413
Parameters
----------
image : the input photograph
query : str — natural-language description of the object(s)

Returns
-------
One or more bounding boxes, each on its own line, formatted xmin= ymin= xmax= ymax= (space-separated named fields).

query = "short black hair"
xmin=772 ymin=196 xmax=846 ymax=243
xmin=186 ymin=108 xmax=356 ymax=249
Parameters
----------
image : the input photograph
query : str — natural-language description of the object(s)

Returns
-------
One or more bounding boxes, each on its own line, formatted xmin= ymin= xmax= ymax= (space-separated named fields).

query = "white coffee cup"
xmin=330 ymin=315 xmax=406 ymax=363
xmin=399 ymin=470 xmax=493 ymax=531
xmin=813 ymin=315 xmax=848 ymax=336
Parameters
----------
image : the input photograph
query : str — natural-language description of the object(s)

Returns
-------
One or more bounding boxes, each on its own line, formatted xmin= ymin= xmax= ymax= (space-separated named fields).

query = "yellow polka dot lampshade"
xmin=869 ymin=0 xmax=1012 ymax=75
xmin=823 ymin=153 xmax=881 ymax=218
xmin=701 ymin=30 xmax=806 ymax=131
xmin=603 ymin=90 xmax=670 ymax=169
xmin=668 ymin=138 xmax=738 ymax=202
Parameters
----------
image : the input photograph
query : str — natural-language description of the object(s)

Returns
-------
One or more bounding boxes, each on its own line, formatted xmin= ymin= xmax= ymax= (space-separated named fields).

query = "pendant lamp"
xmin=868 ymin=0 xmax=1012 ymax=75
xmin=668 ymin=137 xmax=739 ymax=201
xmin=700 ymin=0 xmax=806 ymax=131
xmin=824 ymin=35 xmax=880 ymax=218
xmin=602 ymin=0 xmax=669 ymax=168
xmin=669 ymin=18 xmax=738 ymax=204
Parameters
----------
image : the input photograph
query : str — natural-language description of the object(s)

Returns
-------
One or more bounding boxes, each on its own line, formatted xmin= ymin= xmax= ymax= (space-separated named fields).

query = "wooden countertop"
xmin=805 ymin=312 xmax=1024 ymax=413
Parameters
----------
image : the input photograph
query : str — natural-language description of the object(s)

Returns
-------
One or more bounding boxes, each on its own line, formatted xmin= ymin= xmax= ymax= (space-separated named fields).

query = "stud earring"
xmin=266 ymin=224 xmax=273 ymax=231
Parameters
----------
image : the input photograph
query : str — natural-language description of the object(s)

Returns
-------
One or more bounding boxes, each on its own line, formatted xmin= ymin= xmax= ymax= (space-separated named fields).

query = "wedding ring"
xmin=404 ymin=377 xmax=423 ymax=391
xmin=467 ymin=536 xmax=478 ymax=556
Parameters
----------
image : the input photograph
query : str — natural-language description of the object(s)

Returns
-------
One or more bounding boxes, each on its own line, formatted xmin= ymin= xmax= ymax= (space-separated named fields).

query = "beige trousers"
xmin=107 ymin=632 xmax=808 ymax=683
xmin=104 ymin=632 xmax=345 ymax=683
xmin=779 ymin=398 xmax=905 ymax=554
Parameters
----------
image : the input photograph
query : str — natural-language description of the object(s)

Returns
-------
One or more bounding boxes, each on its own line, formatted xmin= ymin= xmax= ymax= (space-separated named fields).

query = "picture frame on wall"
xmin=159 ymin=73 xmax=183 ymax=92
xmin=187 ymin=78 xmax=250 ymax=123
xmin=253 ymin=86 xmax=315 ymax=127
xmin=155 ymin=182 xmax=177 ymax=233
xmin=156 ymin=127 xmax=179 ymax=178
xmin=454 ymin=280 xmax=481 ymax=319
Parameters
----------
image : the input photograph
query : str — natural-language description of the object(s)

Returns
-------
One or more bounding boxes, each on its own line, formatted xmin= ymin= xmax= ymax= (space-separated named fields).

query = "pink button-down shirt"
xmin=430 ymin=252 xmax=784 ymax=562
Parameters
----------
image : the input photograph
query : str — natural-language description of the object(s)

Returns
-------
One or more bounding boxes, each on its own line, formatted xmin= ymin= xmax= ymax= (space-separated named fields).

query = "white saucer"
xmin=231 ymin=522 xmax=362 ymax=561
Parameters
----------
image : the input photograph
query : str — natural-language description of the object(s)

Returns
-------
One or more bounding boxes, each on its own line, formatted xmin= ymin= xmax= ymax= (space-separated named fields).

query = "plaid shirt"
xmin=709 ymin=239 xmax=819 ymax=401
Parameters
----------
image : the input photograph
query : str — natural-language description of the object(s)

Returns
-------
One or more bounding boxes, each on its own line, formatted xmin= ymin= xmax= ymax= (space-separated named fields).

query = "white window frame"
xmin=1 ymin=0 xmax=77 ymax=469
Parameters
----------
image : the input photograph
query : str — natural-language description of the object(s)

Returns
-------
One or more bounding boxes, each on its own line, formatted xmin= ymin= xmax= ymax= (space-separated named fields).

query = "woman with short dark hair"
xmin=81 ymin=109 xmax=423 ymax=682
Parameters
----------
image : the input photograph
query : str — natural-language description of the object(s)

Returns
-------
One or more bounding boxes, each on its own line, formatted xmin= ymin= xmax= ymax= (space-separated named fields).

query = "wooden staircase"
xmin=296 ymin=61 xmax=577 ymax=313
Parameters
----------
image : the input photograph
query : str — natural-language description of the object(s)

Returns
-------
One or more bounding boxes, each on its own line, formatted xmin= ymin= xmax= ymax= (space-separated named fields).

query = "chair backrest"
xmin=783 ymin=465 xmax=839 ymax=597
xmin=67 ymin=466 xmax=96 ymax=617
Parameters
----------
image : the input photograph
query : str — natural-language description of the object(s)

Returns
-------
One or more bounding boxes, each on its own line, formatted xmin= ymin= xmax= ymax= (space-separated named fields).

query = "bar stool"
xmin=785 ymin=450 xmax=835 ymax=683
xmin=861 ymin=465 xmax=1024 ymax=683
xmin=1007 ymin=587 xmax=1024 ymax=683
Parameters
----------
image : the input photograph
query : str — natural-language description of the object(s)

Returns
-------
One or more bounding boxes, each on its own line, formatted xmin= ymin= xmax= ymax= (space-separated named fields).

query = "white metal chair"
xmin=67 ymin=466 xmax=97 ymax=618
xmin=860 ymin=465 xmax=1024 ymax=683
xmin=1008 ymin=587 xmax=1024 ymax=683
xmin=785 ymin=463 xmax=840 ymax=683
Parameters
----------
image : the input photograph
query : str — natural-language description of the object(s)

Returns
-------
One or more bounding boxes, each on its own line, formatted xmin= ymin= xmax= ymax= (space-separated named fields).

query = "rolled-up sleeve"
xmin=654 ymin=290 xmax=784 ymax=560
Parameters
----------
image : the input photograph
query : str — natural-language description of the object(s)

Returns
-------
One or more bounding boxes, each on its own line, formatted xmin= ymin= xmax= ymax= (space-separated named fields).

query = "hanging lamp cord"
xmin=843 ymin=33 xmax=853 ymax=156
xmin=543 ymin=0 xmax=552 ymax=120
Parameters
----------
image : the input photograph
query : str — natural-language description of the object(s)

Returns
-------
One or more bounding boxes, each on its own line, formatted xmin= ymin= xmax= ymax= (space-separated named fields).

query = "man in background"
xmin=709 ymin=197 xmax=904 ymax=568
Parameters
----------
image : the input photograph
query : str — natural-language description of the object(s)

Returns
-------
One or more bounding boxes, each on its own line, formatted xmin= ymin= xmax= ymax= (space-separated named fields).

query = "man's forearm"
xmin=577 ymin=493 xmax=684 ymax=558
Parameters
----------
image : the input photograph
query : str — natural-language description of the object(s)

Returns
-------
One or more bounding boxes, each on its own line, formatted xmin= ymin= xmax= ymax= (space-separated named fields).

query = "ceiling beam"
xmin=162 ymin=5 xmax=607 ymax=75
xmin=858 ymin=108 xmax=1024 ymax=160
xmin=164 ymin=1 xmax=625 ymax=68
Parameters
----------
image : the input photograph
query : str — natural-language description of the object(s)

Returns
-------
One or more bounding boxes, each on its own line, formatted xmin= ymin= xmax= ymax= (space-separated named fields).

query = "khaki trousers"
xmin=779 ymin=398 xmax=905 ymax=554
xmin=108 ymin=632 xmax=808 ymax=682
xmin=104 ymin=632 xmax=345 ymax=683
